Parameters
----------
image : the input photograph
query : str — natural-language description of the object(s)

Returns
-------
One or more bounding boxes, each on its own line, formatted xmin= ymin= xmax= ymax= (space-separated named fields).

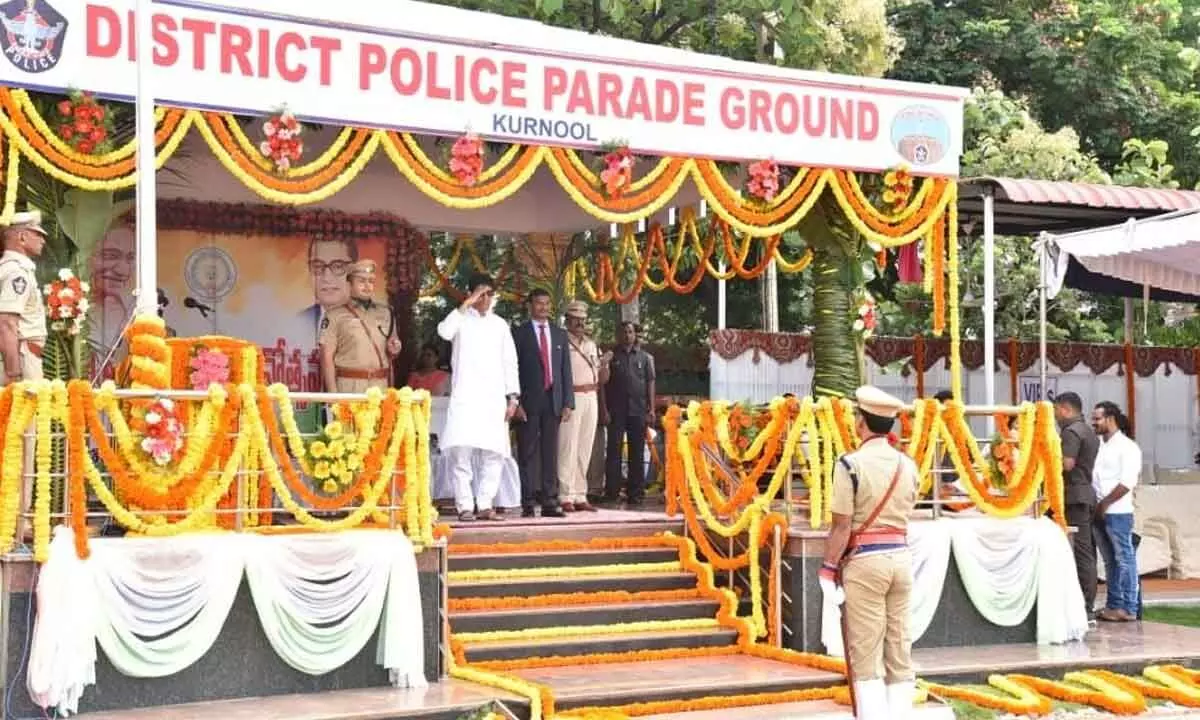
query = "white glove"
xmin=819 ymin=575 xmax=845 ymax=606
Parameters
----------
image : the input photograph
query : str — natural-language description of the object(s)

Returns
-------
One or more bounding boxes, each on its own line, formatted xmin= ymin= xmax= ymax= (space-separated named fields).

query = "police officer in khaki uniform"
xmin=318 ymin=259 xmax=401 ymax=393
xmin=0 ymin=210 xmax=47 ymax=386
xmin=818 ymin=386 xmax=919 ymax=720
xmin=0 ymin=210 xmax=48 ymax=521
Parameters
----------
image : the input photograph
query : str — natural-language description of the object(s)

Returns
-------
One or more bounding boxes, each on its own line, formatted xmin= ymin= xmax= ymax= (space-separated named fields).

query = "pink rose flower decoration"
xmin=189 ymin=348 xmax=230 ymax=390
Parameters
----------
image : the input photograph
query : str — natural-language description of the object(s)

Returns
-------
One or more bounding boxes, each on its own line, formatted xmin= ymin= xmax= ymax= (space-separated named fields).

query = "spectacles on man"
xmin=309 ymin=260 xmax=351 ymax=278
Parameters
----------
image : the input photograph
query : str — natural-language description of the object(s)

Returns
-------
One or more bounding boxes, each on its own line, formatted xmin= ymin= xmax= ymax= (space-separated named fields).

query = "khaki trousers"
xmin=1 ymin=344 xmax=44 ymax=518
xmin=334 ymin=376 xmax=387 ymax=394
xmin=557 ymin=391 xmax=598 ymax=504
xmin=842 ymin=550 xmax=914 ymax=684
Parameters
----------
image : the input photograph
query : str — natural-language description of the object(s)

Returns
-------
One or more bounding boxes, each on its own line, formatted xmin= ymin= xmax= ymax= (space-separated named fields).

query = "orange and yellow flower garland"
xmin=665 ymin=396 xmax=1066 ymax=531
xmin=11 ymin=378 xmax=437 ymax=559
xmin=1 ymin=86 xmax=954 ymax=235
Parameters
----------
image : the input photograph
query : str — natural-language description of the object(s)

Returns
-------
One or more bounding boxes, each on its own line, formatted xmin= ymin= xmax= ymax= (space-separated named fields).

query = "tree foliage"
xmin=439 ymin=0 xmax=897 ymax=75
xmin=417 ymin=0 xmax=1200 ymax=355
xmin=889 ymin=0 xmax=1200 ymax=185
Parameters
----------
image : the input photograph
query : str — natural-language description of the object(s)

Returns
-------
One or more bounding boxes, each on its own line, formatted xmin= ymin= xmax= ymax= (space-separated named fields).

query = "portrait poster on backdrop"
xmin=88 ymin=225 xmax=390 ymax=407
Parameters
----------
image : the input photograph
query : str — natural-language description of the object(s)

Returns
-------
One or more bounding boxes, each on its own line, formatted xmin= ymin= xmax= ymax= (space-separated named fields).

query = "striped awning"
xmin=958 ymin=177 xmax=1200 ymax=235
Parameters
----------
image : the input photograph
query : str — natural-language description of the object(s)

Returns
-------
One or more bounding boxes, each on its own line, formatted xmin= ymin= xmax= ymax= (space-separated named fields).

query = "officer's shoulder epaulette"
xmin=837 ymin=452 xmax=861 ymax=494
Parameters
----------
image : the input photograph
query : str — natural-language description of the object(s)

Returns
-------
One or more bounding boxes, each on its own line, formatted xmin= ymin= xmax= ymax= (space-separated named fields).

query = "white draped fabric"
xmin=1042 ymin=209 xmax=1200 ymax=300
xmin=822 ymin=517 xmax=1089 ymax=657
xmin=27 ymin=528 xmax=426 ymax=716
xmin=27 ymin=528 xmax=98 ymax=714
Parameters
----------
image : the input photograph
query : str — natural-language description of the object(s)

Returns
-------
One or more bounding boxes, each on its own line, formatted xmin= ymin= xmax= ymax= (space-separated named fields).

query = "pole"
xmin=1037 ymin=234 xmax=1048 ymax=395
xmin=765 ymin=259 xmax=779 ymax=332
xmin=717 ymin=262 xmax=727 ymax=329
xmin=840 ymin=600 xmax=857 ymax=715
xmin=134 ymin=0 xmax=158 ymax=316
xmin=983 ymin=191 xmax=996 ymax=436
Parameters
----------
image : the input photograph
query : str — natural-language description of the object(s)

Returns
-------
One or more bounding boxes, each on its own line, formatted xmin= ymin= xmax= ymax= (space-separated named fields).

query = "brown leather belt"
xmin=336 ymin=367 xmax=388 ymax=380
xmin=848 ymin=528 xmax=906 ymax=549
xmin=22 ymin=341 xmax=43 ymax=359
xmin=574 ymin=383 xmax=598 ymax=393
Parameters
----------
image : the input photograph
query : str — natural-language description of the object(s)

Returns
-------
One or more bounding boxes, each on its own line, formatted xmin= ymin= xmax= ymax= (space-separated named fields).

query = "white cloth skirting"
xmin=822 ymin=517 xmax=1089 ymax=656
xmin=26 ymin=527 xmax=427 ymax=716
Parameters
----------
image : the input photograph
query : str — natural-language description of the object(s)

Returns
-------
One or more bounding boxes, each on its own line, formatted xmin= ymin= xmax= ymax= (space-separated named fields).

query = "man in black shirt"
xmin=601 ymin=321 xmax=656 ymax=506
xmin=1054 ymin=391 xmax=1101 ymax=617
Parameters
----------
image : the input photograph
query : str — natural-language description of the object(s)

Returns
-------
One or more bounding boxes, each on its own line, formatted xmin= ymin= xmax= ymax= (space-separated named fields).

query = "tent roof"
xmin=959 ymin=177 xmax=1200 ymax=235
xmin=1044 ymin=208 xmax=1200 ymax=302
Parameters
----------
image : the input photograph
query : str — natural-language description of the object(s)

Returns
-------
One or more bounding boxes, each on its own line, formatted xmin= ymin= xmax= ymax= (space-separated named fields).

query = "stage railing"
xmin=663 ymin=398 xmax=1066 ymax=648
xmin=0 ymin=381 xmax=439 ymax=563
xmin=777 ymin=403 xmax=1058 ymax=529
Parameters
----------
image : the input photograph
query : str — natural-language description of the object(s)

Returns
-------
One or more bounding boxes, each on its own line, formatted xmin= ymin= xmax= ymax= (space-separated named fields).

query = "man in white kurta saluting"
xmin=437 ymin=272 xmax=520 ymax=521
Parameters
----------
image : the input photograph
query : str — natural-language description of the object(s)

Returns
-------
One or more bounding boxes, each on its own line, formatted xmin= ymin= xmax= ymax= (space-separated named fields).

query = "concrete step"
xmin=449 ymin=599 xmax=721 ymax=634
xmin=448 ymin=571 xmax=698 ymax=599
xmin=513 ymin=655 xmax=843 ymax=713
xmin=448 ymin=546 xmax=680 ymax=571
xmin=460 ymin=627 xmax=738 ymax=663
xmin=70 ymin=683 xmax=524 ymax=720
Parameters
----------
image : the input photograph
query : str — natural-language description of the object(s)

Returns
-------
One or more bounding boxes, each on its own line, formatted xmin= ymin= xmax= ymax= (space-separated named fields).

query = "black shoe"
xmin=541 ymin=506 xmax=566 ymax=518
xmin=521 ymin=506 xmax=536 ymax=518
xmin=626 ymin=497 xmax=645 ymax=508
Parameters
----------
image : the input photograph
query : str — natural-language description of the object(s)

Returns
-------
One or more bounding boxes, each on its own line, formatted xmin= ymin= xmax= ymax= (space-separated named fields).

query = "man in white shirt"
xmin=437 ymin=273 xmax=521 ymax=521
xmin=1090 ymin=401 xmax=1142 ymax=622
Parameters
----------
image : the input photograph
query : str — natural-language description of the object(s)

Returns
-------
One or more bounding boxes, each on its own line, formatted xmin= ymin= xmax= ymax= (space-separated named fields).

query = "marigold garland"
xmin=449 ymin=536 xmax=677 ymax=556
xmin=31 ymin=382 xmax=56 ymax=562
xmin=8 ymin=378 xmax=436 ymax=558
xmin=1010 ymin=672 xmax=1146 ymax=715
xmin=255 ymin=385 xmax=395 ymax=511
xmin=0 ymin=85 xmax=959 ymax=240
xmin=455 ymin=618 xmax=719 ymax=646
xmin=448 ymin=561 xmax=684 ymax=583
xmin=125 ymin=316 xmax=170 ymax=391
xmin=448 ymin=588 xmax=705 ymax=613
xmin=470 ymin=645 xmax=740 ymax=673
xmin=923 ymin=675 xmax=1053 ymax=716
xmin=556 ymin=687 xmax=839 ymax=719
xmin=1092 ymin=668 xmax=1200 ymax=707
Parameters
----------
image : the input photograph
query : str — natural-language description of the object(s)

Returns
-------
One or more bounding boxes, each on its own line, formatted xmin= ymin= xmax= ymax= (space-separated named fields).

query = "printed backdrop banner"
xmin=89 ymin=225 xmax=389 ymax=395
xmin=0 ymin=0 xmax=965 ymax=174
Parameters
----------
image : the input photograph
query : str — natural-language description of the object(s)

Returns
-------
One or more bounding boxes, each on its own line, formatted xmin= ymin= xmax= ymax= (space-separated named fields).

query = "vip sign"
xmin=0 ymin=0 xmax=966 ymax=174
xmin=1019 ymin=376 xmax=1059 ymax=403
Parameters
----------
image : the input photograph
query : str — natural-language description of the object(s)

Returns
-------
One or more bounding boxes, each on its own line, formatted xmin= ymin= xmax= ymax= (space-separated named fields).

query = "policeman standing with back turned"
xmin=818 ymin=386 xmax=919 ymax=720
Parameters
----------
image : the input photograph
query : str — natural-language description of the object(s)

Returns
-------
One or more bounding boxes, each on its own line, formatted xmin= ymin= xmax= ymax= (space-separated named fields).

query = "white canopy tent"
xmin=1043 ymin=208 xmax=1200 ymax=301
xmin=1036 ymin=208 xmax=1200 ymax=387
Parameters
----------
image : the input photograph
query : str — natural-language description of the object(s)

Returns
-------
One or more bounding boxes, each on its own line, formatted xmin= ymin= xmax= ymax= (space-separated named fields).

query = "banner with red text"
xmin=0 ymin=0 xmax=966 ymax=175
xmin=87 ymin=224 xmax=388 ymax=394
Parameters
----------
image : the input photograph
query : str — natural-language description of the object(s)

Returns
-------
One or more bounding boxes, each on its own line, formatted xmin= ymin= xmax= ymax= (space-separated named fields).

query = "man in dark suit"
xmin=512 ymin=289 xmax=573 ymax=518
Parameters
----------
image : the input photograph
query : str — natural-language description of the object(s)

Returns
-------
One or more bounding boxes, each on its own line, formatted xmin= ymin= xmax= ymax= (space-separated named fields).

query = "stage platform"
xmin=445 ymin=507 xmax=1078 ymax=655
xmin=0 ymin=536 xmax=444 ymax=717
xmin=66 ymin=621 xmax=1200 ymax=719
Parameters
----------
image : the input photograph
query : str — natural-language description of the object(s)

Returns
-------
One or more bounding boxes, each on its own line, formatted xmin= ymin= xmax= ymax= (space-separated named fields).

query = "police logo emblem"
xmin=890 ymin=105 xmax=951 ymax=167
xmin=0 ymin=0 xmax=68 ymax=74
xmin=11 ymin=276 xmax=25 ymax=294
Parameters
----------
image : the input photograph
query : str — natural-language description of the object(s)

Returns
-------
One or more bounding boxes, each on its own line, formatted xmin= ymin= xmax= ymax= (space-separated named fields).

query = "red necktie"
xmin=538 ymin=324 xmax=552 ymax=390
